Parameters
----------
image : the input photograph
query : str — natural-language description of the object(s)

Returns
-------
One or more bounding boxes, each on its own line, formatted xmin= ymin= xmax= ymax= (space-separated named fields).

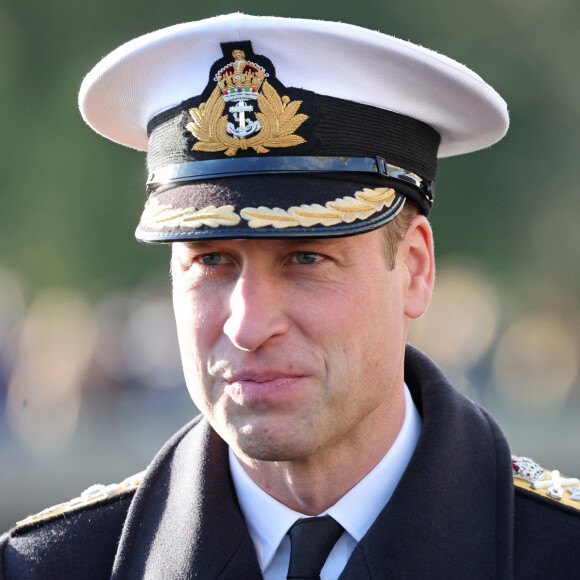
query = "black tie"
xmin=286 ymin=515 xmax=344 ymax=580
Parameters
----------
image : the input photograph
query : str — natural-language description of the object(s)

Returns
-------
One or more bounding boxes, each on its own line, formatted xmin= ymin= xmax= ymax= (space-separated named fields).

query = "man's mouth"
xmin=223 ymin=372 xmax=307 ymax=406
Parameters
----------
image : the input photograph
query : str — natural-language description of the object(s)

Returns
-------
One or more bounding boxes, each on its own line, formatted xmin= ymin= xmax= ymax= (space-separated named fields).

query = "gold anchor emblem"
xmin=186 ymin=49 xmax=309 ymax=157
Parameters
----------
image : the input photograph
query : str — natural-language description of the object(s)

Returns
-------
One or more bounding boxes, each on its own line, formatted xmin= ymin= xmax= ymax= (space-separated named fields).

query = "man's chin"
xmin=229 ymin=428 xmax=320 ymax=464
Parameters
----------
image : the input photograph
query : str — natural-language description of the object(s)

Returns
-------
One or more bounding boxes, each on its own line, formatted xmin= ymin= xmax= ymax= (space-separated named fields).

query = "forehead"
xmin=172 ymin=231 xmax=382 ymax=256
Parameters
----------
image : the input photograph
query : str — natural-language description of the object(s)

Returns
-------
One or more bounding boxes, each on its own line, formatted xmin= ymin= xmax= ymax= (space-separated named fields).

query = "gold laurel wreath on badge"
xmin=186 ymin=81 xmax=308 ymax=157
xmin=141 ymin=187 xmax=396 ymax=230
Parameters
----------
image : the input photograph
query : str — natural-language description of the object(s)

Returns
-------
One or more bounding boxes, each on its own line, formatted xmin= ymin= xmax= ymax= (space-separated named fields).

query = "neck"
xmin=233 ymin=382 xmax=406 ymax=515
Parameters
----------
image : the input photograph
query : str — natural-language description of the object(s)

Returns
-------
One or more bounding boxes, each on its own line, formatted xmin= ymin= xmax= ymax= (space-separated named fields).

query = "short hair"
xmin=381 ymin=201 xmax=420 ymax=270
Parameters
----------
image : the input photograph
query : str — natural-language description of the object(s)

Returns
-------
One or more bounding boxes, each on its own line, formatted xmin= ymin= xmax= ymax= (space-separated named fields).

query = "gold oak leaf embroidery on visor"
xmin=241 ymin=187 xmax=396 ymax=228
xmin=140 ymin=187 xmax=396 ymax=231
xmin=141 ymin=199 xmax=241 ymax=230
xmin=186 ymin=80 xmax=308 ymax=157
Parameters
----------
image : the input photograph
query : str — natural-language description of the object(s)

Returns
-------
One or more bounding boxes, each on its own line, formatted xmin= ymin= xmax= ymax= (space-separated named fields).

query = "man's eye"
xmin=293 ymin=252 xmax=322 ymax=265
xmin=199 ymin=253 xmax=226 ymax=266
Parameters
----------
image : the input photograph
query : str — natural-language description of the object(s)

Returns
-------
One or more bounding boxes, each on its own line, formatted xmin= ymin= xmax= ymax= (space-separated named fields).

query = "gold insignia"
xmin=241 ymin=187 xmax=397 ymax=229
xmin=186 ymin=49 xmax=308 ymax=157
xmin=512 ymin=455 xmax=580 ymax=510
xmin=16 ymin=471 xmax=145 ymax=527
xmin=141 ymin=198 xmax=241 ymax=230
xmin=140 ymin=187 xmax=396 ymax=232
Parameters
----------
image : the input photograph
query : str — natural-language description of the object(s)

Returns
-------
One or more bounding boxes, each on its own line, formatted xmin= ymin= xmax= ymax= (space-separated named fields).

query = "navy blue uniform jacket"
xmin=1 ymin=346 xmax=579 ymax=578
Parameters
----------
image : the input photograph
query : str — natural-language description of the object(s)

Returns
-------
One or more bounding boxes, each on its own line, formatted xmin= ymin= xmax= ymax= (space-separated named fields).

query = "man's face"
xmin=171 ymin=229 xmax=411 ymax=463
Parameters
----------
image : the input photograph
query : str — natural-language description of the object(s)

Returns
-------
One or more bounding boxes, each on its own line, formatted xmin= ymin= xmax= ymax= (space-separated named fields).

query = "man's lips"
xmin=222 ymin=373 xmax=307 ymax=406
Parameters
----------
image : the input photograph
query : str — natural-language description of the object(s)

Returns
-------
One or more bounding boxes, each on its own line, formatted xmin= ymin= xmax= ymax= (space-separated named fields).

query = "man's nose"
xmin=223 ymin=271 xmax=290 ymax=351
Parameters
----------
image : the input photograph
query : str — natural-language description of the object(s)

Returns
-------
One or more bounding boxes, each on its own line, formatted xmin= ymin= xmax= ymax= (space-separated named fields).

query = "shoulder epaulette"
xmin=512 ymin=455 xmax=580 ymax=511
xmin=15 ymin=470 xmax=146 ymax=528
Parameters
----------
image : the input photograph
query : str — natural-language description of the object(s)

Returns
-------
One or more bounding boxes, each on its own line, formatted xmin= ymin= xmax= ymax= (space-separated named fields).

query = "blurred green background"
xmin=1 ymin=0 xmax=579 ymax=530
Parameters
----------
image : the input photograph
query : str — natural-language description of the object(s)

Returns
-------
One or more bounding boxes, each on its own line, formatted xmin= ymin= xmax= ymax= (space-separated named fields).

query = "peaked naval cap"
xmin=78 ymin=13 xmax=509 ymax=242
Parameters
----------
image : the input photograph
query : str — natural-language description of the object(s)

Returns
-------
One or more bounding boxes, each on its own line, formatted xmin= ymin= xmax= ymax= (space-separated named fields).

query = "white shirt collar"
xmin=229 ymin=384 xmax=421 ymax=571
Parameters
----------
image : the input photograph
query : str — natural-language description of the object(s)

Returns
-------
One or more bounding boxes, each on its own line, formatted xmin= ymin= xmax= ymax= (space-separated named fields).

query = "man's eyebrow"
xmin=175 ymin=237 xmax=356 ymax=260
xmin=180 ymin=241 xmax=220 ymax=251
xmin=275 ymin=237 xmax=351 ymax=248
xmin=180 ymin=238 xmax=344 ymax=248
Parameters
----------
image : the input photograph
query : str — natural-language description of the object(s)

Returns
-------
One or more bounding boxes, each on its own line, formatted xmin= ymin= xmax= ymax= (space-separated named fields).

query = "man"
xmin=1 ymin=13 xmax=578 ymax=579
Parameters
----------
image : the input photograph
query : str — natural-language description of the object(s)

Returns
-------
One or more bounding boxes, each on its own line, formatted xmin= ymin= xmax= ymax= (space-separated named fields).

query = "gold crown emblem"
xmin=214 ymin=49 xmax=268 ymax=102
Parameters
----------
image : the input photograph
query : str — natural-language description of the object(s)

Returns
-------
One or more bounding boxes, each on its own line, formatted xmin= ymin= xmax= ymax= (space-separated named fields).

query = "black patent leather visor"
xmin=136 ymin=171 xmax=410 ymax=243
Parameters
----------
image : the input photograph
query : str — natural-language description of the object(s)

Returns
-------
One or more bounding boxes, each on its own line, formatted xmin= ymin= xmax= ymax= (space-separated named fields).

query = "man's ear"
xmin=400 ymin=215 xmax=435 ymax=319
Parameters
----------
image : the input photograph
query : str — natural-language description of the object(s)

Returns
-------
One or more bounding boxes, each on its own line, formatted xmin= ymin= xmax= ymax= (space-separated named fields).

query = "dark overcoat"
xmin=1 ymin=346 xmax=579 ymax=579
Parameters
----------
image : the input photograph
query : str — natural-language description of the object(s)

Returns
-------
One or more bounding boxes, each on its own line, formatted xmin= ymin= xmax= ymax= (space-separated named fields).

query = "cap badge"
xmin=186 ymin=49 xmax=308 ymax=157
